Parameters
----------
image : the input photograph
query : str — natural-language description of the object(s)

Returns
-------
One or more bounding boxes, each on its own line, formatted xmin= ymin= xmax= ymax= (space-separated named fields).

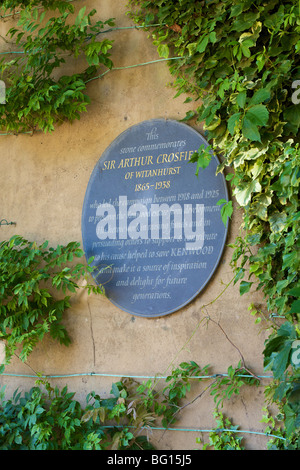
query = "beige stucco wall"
xmin=0 ymin=1 xmax=271 ymax=450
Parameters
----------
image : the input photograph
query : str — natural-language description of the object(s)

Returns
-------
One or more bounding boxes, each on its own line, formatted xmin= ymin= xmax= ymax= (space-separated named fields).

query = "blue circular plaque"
xmin=81 ymin=119 xmax=229 ymax=317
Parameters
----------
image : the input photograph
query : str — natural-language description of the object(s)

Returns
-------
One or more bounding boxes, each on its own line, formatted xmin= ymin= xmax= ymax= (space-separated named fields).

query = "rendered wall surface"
xmin=0 ymin=1 xmax=270 ymax=450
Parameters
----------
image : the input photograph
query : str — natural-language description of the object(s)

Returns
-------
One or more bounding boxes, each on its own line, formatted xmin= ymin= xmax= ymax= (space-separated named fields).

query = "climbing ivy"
xmin=198 ymin=411 xmax=246 ymax=450
xmin=127 ymin=0 xmax=300 ymax=446
xmin=0 ymin=235 xmax=103 ymax=364
xmin=0 ymin=0 xmax=115 ymax=133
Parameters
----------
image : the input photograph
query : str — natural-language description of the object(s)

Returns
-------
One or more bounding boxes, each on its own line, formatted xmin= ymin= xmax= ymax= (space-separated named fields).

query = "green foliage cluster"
xmin=0 ymin=360 xmax=260 ymax=450
xmin=0 ymin=383 xmax=100 ymax=450
xmin=263 ymin=321 xmax=300 ymax=446
xmin=127 ymin=0 xmax=300 ymax=445
xmin=0 ymin=0 xmax=115 ymax=133
xmin=199 ymin=411 xmax=245 ymax=450
xmin=0 ymin=378 xmax=155 ymax=450
xmin=261 ymin=405 xmax=299 ymax=450
xmin=0 ymin=235 xmax=103 ymax=364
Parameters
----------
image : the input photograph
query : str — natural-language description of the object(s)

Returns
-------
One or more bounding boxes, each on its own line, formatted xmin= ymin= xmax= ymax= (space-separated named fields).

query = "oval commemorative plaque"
xmin=81 ymin=119 xmax=229 ymax=317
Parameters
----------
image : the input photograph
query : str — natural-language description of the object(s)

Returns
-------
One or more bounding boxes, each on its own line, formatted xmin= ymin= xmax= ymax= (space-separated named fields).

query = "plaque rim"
xmin=81 ymin=118 xmax=229 ymax=318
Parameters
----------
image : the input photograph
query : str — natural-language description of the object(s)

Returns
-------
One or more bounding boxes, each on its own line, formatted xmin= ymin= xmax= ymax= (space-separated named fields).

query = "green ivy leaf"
xmin=242 ymin=105 xmax=269 ymax=141
xmin=189 ymin=144 xmax=213 ymax=175
xmin=239 ymin=281 xmax=252 ymax=295
xmin=282 ymin=251 xmax=298 ymax=271
xmin=157 ymin=43 xmax=169 ymax=58
xmin=111 ymin=383 xmax=120 ymax=398
xmin=242 ymin=116 xmax=261 ymax=142
xmin=246 ymin=104 xmax=269 ymax=127
xmin=249 ymin=88 xmax=271 ymax=105
xmin=283 ymin=104 xmax=300 ymax=127
xmin=234 ymin=179 xmax=262 ymax=206
xmin=289 ymin=300 xmax=300 ymax=314
xmin=197 ymin=35 xmax=209 ymax=53
xmin=230 ymin=4 xmax=244 ymax=18
xmin=269 ymin=212 xmax=287 ymax=233
xmin=75 ymin=6 xmax=87 ymax=26
xmin=217 ymin=199 xmax=233 ymax=226
xmin=236 ymin=90 xmax=247 ymax=108
xmin=228 ymin=112 xmax=241 ymax=135
xmin=288 ymin=287 xmax=300 ymax=297
xmin=272 ymin=343 xmax=293 ymax=379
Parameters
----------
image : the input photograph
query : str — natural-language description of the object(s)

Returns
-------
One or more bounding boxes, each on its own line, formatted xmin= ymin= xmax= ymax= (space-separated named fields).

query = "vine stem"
xmin=85 ymin=57 xmax=184 ymax=83
xmin=158 ymin=377 xmax=220 ymax=441
xmin=150 ymin=275 xmax=235 ymax=392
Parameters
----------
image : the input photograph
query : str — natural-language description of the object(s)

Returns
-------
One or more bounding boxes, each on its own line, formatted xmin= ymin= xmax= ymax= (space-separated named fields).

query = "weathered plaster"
xmin=0 ymin=1 xmax=270 ymax=450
